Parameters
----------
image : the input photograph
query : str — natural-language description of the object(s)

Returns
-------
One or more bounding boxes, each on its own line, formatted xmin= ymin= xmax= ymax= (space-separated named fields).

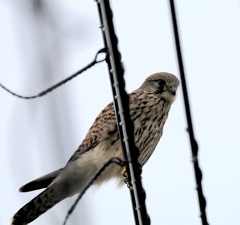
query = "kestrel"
xmin=11 ymin=72 xmax=179 ymax=225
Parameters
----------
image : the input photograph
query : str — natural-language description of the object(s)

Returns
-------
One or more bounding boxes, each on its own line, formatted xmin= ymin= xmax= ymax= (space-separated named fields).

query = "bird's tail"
xmin=11 ymin=183 xmax=68 ymax=225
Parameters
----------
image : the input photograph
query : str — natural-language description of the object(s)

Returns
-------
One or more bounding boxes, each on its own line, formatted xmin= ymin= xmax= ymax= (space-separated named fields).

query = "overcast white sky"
xmin=1 ymin=1 xmax=240 ymax=225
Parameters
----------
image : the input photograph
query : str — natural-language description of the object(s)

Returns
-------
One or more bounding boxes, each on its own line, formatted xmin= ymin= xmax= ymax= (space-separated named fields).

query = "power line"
xmin=96 ymin=0 xmax=150 ymax=225
xmin=0 ymin=48 xmax=106 ymax=99
xmin=169 ymin=1 xmax=209 ymax=224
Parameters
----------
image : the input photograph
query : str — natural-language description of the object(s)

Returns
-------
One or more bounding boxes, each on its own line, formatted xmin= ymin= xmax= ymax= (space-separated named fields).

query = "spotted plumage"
xmin=11 ymin=72 xmax=179 ymax=225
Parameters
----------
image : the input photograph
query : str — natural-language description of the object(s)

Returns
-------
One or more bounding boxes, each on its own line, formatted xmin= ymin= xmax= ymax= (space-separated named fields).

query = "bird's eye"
xmin=158 ymin=79 xmax=166 ymax=86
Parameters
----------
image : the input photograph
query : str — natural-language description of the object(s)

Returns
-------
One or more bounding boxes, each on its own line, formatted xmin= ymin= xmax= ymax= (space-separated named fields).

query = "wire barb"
xmin=0 ymin=48 xmax=107 ymax=99
xmin=62 ymin=157 xmax=125 ymax=225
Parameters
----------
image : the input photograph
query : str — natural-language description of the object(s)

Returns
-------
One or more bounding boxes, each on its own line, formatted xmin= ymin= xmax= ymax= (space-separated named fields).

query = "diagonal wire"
xmin=63 ymin=157 xmax=125 ymax=225
xmin=0 ymin=48 xmax=106 ymax=99
xmin=169 ymin=1 xmax=209 ymax=224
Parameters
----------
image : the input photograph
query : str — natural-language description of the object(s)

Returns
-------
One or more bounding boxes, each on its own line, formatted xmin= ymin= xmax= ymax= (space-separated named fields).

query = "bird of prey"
xmin=11 ymin=72 xmax=179 ymax=225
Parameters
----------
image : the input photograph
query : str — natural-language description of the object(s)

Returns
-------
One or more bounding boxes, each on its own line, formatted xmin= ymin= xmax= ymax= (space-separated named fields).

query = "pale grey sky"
xmin=1 ymin=1 xmax=240 ymax=225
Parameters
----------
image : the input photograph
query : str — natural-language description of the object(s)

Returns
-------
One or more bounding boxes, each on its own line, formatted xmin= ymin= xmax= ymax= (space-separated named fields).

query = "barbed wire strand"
xmin=169 ymin=1 xmax=209 ymax=224
xmin=63 ymin=157 xmax=125 ymax=225
xmin=96 ymin=1 xmax=150 ymax=225
xmin=0 ymin=48 xmax=106 ymax=99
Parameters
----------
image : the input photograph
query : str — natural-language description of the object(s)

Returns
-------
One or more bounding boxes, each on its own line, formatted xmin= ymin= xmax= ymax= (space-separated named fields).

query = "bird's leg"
xmin=121 ymin=167 xmax=143 ymax=190
xmin=121 ymin=167 xmax=127 ymax=179
xmin=121 ymin=167 xmax=132 ymax=189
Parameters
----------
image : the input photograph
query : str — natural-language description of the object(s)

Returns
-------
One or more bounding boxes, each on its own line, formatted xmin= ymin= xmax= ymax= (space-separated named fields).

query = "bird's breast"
xmin=131 ymin=97 xmax=171 ymax=166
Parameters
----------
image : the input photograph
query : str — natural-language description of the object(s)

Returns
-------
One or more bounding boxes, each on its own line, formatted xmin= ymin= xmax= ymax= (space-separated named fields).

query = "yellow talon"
xmin=121 ymin=167 xmax=143 ymax=190
xmin=121 ymin=167 xmax=127 ymax=178
xmin=121 ymin=167 xmax=143 ymax=180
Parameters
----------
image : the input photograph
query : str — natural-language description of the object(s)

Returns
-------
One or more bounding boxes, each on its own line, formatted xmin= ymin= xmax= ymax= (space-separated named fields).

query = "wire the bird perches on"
xmin=96 ymin=1 xmax=151 ymax=225
xmin=0 ymin=48 xmax=106 ymax=99
xmin=63 ymin=157 xmax=125 ymax=225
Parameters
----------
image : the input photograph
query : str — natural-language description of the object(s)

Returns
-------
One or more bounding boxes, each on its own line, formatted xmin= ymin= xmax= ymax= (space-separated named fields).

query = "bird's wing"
xmin=67 ymin=93 xmax=139 ymax=163
xmin=67 ymin=101 xmax=117 ymax=163
xmin=18 ymin=101 xmax=118 ymax=193
xmin=19 ymin=168 xmax=63 ymax=192
xmin=18 ymin=94 xmax=138 ymax=193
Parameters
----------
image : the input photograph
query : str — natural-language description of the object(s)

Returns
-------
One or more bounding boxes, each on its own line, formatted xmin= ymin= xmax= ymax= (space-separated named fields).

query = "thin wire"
xmin=63 ymin=157 xmax=125 ymax=225
xmin=169 ymin=1 xmax=209 ymax=225
xmin=0 ymin=48 xmax=106 ymax=99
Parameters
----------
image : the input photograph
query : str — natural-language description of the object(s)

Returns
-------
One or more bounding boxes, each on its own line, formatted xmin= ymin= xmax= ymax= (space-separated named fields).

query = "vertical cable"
xmin=169 ymin=1 xmax=209 ymax=224
xmin=96 ymin=0 xmax=150 ymax=224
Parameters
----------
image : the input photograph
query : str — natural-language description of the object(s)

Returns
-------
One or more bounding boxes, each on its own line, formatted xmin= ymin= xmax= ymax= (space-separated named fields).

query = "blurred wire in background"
xmin=0 ymin=0 xmax=97 ymax=224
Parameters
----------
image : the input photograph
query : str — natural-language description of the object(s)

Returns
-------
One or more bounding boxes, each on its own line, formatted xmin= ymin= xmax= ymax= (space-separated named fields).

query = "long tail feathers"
xmin=11 ymin=184 xmax=66 ymax=225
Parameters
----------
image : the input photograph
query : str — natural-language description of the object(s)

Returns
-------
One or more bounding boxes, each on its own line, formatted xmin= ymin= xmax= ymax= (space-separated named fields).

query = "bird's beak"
xmin=168 ymin=87 xmax=176 ymax=96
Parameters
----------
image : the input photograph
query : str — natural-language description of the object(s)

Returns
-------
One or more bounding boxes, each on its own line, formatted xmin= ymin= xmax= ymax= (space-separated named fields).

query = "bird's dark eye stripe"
xmin=158 ymin=79 xmax=166 ymax=86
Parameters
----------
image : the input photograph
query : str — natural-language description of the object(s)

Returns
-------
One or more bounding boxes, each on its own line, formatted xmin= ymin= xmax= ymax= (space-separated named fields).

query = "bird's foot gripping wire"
xmin=121 ymin=167 xmax=142 ymax=190
xmin=121 ymin=167 xmax=132 ymax=190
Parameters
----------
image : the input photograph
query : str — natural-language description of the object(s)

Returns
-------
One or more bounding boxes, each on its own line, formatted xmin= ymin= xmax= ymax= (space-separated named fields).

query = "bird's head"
xmin=139 ymin=72 xmax=180 ymax=103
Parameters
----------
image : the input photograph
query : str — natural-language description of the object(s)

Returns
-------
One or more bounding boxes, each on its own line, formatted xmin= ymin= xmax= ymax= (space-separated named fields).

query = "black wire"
xmin=62 ymin=157 xmax=125 ymax=225
xmin=0 ymin=48 xmax=106 ymax=99
xmin=96 ymin=1 xmax=150 ymax=225
xmin=169 ymin=1 xmax=209 ymax=225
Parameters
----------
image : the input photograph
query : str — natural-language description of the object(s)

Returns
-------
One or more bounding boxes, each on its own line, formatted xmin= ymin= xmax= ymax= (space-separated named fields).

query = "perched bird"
xmin=11 ymin=72 xmax=179 ymax=225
